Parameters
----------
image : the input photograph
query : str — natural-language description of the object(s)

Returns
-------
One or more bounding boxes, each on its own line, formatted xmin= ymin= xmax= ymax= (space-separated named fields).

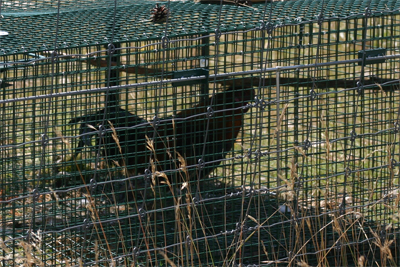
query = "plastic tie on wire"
xmin=345 ymin=166 xmax=352 ymax=177
xmin=152 ymin=116 xmax=160 ymax=129
xmin=98 ymin=124 xmax=106 ymax=137
xmin=139 ymin=208 xmax=147 ymax=219
xmin=207 ymin=106 xmax=214 ymax=117
xmin=394 ymin=122 xmax=400 ymax=133
xmin=214 ymin=28 xmax=222 ymax=41
xmin=248 ymin=187 xmax=255 ymax=196
xmin=161 ymin=34 xmax=170 ymax=49
xmin=309 ymin=89 xmax=317 ymax=100
xmin=303 ymin=139 xmax=311 ymax=150
xmin=391 ymin=158 xmax=398 ymax=168
xmin=365 ymin=7 xmax=372 ymax=17
xmin=51 ymin=50 xmax=58 ymax=59
xmin=192 ymin=196 xmax=200 ymax=205
xmin=258 ymin=20 xmax=265 ymax=30
xmin=144 ymin=169 xmax=152 ymax=185
xmin=357 ymin=81 xmax=364 ymax=95
xmin=133 ymin=247 xmax=141 ymax=257
xmin=107 ymin=43 xmax=116 ymax=54
xmin=317 ymin=13 xmax=324 ymax=25
xmin=83 ymin=218 xmax=90 ymax=230
xmin=198 ymin=158 xmax=205 ymax=169
xmin=335 ymin=240 xmax=342 ymax=251
xmin=350 ymin=130 xmax=357 ymax=142
xmin=90 ymin=178 xmax=97 ymax=192
xmin=32 ymin=189 xmax=40 ymax=202
xmin=41 ymin=134 xmax=49 ymax=147
xmin=266 ymin=22 xmax=274 ymax=35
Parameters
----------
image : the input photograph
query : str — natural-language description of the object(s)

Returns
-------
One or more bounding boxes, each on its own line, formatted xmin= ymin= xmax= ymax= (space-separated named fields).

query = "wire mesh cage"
xmin=1 ymin=0 xmax=400 ymax=266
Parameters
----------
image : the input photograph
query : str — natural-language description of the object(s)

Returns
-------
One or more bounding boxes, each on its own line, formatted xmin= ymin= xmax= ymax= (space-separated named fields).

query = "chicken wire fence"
xmin=1 ymin=0 xmax=400 ymax=266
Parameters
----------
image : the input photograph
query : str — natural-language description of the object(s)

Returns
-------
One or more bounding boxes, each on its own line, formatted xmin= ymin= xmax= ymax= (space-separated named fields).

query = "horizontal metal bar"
xmin=1 ymin=53 xmax=400 ymax=105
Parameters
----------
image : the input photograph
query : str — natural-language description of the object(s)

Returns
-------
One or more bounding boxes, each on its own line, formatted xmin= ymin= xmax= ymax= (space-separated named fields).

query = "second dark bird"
xmin=69 ymin=87 xmax=254 ymax=183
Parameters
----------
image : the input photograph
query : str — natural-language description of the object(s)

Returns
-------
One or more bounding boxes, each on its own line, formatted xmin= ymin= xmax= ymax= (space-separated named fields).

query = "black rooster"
xmin=69 ymin=87 xmax=254 ymax=182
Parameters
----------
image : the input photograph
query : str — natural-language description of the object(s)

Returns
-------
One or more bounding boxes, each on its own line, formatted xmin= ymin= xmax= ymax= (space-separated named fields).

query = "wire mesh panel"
xmin=1 ymin=0 xmax=400 ymax=266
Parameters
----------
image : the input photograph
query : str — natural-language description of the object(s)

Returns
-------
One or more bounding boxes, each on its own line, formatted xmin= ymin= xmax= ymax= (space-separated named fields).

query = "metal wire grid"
xmin=0 ymin=0 xmax=142 ymax=13
xmin=0 ymin=1 xmax=400 ymax=53
xmin=0 ymin=0 xmax=400 ymax=266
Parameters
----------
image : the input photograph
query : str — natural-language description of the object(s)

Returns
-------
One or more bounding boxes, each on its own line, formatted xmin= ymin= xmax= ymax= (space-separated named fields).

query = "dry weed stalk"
xmin=279 ymin=157 xmax=298 ymax=201
xmin=357 ymin=255 xmax=366 ymax=267
xmin=296 ymin=260 xmax=312 ymax=267
xmin=145 ymin=134 xmax=206 ymax=265
xmin=325 ymin=128 xmax=331 ymax=161
xmin=370 ymin=227 xmax=395 ymax=265
xmin=81 ymin=192 xmax=114 ymax=262
xmin=0 ymin=238 xmax=10 ymax=254
xmin=274 ymin=103 xmax=289 ymax=139
xmin=94 ymin=240 xmax=100 ymax=265
xmin=54 ymin=127 xmax=70 ymax=147
xmin=294 ymin=145 xmax=308 ymax=158
xmin=157 ymin=249 xmax=177 ymax=267
xmin=109 ymin=121 xmax=132 ymax=178
xmin=387 ymin=145 xmax=396 ymax=190
xmin=375 ymin=83 xmax=387 ymax=97
xmin=19 ymin=241 xmax=44 ymax=267
xmin=227 ymin=208 xmax=281 ymax=266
